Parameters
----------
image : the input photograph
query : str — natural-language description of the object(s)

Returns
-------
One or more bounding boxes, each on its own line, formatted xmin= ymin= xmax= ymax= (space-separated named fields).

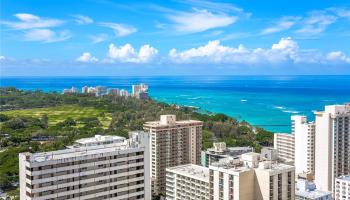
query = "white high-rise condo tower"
xmin=314 ymin=104 xmax=350 ymax=193
xmin=292 ymin=115 xmax=316 ymax=177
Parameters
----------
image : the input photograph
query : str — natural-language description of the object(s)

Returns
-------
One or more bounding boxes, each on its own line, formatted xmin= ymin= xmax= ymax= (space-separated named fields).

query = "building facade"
xmin=314 ymin=104 xmax=350 ymax=193
xmin=19 ymin=134 xmax=151 ymax=200
xmin=292 ymin=115 xmax=316 ymax=177
xmin=143 ymin=115 xmax=203 ymax=195
xmin=334 ymin=175 xmax=350 ymax=200
xmin=132 ymin=84 xmax=149 ymax=100
xmin=166 ymin=164 xmax=209 ymax=200
xmin=273 ymin=132 xmax=295 ymax=163
xmin=209 ymin=149 xmax=295 ymax=200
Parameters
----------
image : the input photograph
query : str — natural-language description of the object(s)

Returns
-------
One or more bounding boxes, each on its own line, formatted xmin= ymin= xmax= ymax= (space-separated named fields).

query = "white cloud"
xmin=261 ymin=16 xmax=300 ymax=35
xmin=23 ymin=29 xmax=71 ymax=43
xmin=168 ymin=37 xmax=350 ymax=65
xmin=1 ymin=13 xmax=63 ymax=29
xmin=327 ymin=51 xmax=350 ymax=63
xmin=99 ymin=23 xmax=137 ymax=37
xmin=296 ymin=11 xmax=337 ymax=35
xmin=73 ymin=15 xmax=93 ymax=24
xmin=330 ymin=7 xmax=350 ymax=19
xmin=90 ymin=34 xmax=108 ymax=44
xmin=0 ymin=56 xmax=6 ymax=62
xmin=106 ymin=43 xmax=158 ymax=63
xmin=76 ymin=52 xmax=98 ymax=63
xmin=168 ymin=8 xmax=237 ymax=34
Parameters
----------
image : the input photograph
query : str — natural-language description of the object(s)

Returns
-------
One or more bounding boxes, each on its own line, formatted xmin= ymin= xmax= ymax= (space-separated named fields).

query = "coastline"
xmin=1 ymin=75 xmax=350 ymax=133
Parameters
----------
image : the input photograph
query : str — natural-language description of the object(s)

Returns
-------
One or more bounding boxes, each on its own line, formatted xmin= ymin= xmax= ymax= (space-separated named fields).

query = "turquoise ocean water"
xmin=1 ymin=75 xmax=350 ymax=133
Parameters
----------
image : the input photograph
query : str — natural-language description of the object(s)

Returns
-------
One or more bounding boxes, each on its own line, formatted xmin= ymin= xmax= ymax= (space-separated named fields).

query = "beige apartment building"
xmin=143 ymin=115 xmax=203 ymax=195
xmin=209 ymin=148 xmax=295 ymax=200
xmin=166 ymin=164 xmax=209 ymax=200
xmin=19 ymin=133 xmax=151 ymax=200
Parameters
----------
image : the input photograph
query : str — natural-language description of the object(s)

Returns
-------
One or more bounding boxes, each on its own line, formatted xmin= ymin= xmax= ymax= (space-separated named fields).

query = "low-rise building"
xmin=166 ymin=164 xmax=209 ymax=200
xmin=334 ymin=175 xmax=350 ymax=200
xmin=295 ymin=179 xmax=332 ymax=200
xmin=203 ymin=142 xmax=253 ymax=167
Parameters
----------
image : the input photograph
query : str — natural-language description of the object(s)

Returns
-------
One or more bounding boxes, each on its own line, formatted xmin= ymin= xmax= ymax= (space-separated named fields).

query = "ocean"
xmin=1 ymin=75 xmax=350 ymax=133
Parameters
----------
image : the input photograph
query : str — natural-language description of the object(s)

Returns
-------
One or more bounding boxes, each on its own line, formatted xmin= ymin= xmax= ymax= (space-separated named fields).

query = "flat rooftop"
xmin=75 ymin=135 xmax=125 ymax=145
xmin=167 ymin=164 xmax=209 ymax=182
xmin=22 ymin=142 xmax=139 ymax=163
xmin=296 ymin=190 xmax=332 ymax=198
xmin=144 ymin=120 xmax=202 ymax=127
xmin=337 ymin=175 xmax=350 ymax=182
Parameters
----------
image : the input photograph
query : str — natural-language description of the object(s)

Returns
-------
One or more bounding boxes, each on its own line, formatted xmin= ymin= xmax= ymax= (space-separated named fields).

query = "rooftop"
xmin=167 ymin=164 xmax=209 ymax=182
xmin=296 ymin=179 xmax=332 ymax=198
xmin=22 ymin=140 xmax=141 ymax=163
xmin=74 ymin=135 xmax=125 ymax=145
xmin=144 ymin=120 xmax=203 ymax=127
xmin=336 ymin=175 xmax=350 ymax=182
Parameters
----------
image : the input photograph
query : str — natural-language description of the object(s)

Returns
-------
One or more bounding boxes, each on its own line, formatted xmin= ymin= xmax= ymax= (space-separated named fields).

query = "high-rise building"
xmin=295 ymin=179 xmax=332 ymax=200
xmin=209 ymin=148 xmax=295 ymax=200
xmin=82 ymin=86 xmax=88 ymax=93
xmin=95 ymin=86 xmax=107 ymax=97
xmin=166 ymin=164 xmax=209 ymax=200
xmin=292 ymin=115 xmax=316 ymax=177
xmin=107 ymin=88 xmax=119 ymax=96
xmin=274 ymin=115 xmax=316 ymax=178
xmin=273 ymin=132 xmax=295 ymax=163
xmin=334 ymin=175 xmax=350 ymax=200
xmin=132 ymin=84 xmax=149 ymax=100
xmin=203 ymin=142 xmax=253 ymax=167
xmin=19 ymin=133 xmax=151 ymax=200
xmin=119 ymin=89 xmax=129 ymax=97
xmin=143 ymin=115 xmax=203 ymax=195
xmin=314 ymin=104 xmax=350 ymax=193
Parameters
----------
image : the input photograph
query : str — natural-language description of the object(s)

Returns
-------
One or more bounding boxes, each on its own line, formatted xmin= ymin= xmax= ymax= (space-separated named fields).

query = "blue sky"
xmin=1 ymin=0 xmax=350 ymax=76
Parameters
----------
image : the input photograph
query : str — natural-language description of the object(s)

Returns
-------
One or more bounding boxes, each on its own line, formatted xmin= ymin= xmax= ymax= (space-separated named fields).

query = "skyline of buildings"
xmin=62 ymin=83 xmax=149 ymax=99
xmin=16 ymin=103 xmax=350 ymax=199
xmin=274 ymin=103 xmax=350 ymax=199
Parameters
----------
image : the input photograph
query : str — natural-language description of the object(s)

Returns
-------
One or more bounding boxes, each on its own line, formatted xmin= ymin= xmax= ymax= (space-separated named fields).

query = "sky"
xmin=0 ymin=0 xmax=350 ymax=76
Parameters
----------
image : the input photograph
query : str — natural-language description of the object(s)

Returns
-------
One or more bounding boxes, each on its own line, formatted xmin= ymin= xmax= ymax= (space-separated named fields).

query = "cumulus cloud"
xmin=99 ymin=23 xmax=137 ymax=37
xmin=73 ymin=14 xmax=93 ymax=24
xmin=168 ymin=37 xmax=350 ymax=65
xmin=106 ymin=43 xmax=158 ymax=63
xmin=1 ymin=13 xmax=63 ymax=29
xmin=23 ymin=29 xmax=71 ymax=43
xmin=326 ymin=51 xmax=350 ymax=63
xmin=168 ymin=8 xmax=236 ymax=34
xmin=76 ymin=52 xmax=98 ymax=63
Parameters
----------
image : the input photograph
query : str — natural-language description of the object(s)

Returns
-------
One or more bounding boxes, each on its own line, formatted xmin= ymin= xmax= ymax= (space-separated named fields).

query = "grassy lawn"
xmin=2 ymin=105 xmax=112 ymax=128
